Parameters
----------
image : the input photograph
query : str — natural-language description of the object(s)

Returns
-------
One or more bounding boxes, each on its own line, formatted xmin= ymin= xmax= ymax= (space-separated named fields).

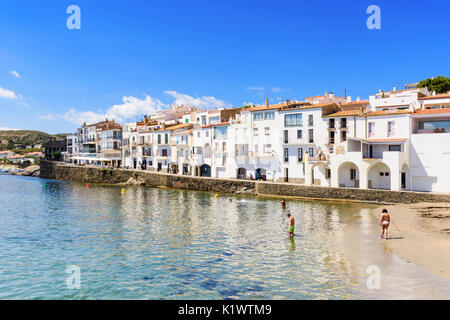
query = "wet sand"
xmin=370 ymin=203 xmax=450 ymax=281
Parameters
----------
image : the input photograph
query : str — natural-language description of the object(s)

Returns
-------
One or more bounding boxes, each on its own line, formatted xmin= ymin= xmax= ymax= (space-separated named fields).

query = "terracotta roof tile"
xmin=413 ymin=108 xmax=450 ymax=115
xmin=323 ymin=110 xmax=362 ymax=118
xmin=362 ymin=110 xmax=411 ymax=117
xmin=418 ymin=94 xmax=450 ymax=100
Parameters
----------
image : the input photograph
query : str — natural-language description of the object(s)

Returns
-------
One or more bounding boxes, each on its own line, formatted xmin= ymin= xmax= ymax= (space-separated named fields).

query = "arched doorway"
xmin=338 ymin=162 xmax=360 ymax=188
xmin=237 ymin=168 xmax=247 ymax=180
xmin=367 ymin=162 xmax=391 ymax=190
xmin=200 ymin=164 xmax=211 ymax=177
xmin=255 ymin=168 xmax=267 ymax=181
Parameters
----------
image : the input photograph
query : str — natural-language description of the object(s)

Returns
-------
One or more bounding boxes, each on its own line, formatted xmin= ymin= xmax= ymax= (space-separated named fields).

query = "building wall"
xmin=410 ymin=133 xmax=450 ymax=192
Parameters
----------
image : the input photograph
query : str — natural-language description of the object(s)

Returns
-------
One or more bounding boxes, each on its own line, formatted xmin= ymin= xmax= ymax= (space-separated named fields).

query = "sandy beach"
xmin=371 ymin=203 xmax=450 ymax=281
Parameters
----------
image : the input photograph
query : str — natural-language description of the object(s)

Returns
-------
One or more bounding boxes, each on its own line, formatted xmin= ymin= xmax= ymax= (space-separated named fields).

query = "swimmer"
xmin=380 ymin=208 xmax=391 ymax=239
xmin=281 ymin=198 xmax=286 ymax=209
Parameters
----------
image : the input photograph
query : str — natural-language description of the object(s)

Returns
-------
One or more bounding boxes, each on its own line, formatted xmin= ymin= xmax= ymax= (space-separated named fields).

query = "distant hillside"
xmin=0 ymin=130 xmax=68 ymax=150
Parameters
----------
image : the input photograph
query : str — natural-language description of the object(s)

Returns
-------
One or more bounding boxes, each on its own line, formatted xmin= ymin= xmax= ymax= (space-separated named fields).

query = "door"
xmin=401 ymin=172 xmax=406 ymax=189
xmin=285 ymin=168 xmax=289 ymax=182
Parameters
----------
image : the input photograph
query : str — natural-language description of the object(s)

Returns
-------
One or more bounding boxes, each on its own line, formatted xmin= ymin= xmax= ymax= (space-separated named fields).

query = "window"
xmin=418 ymin=120 xmax=450 ymax=132
xmin=284 ymin=148 xmax=289 ymax=162
xmin=165 ymin=134 xmax=168 ymax=144
xmin=368 ymin=122 xmax=375 ymax=137
xmin=325 ymin=169 xmax=331 ymax=179
xmin=254 ymin=144 xmax=259 ymax=153
xmin=297 ymin=148 xmax=303 ymax=162
xmin=158 ymin=134 xmax=161 ymax=144
xmin=253 ymin=128 xmax=258 ymax=136
xmin=309 ymin=129 xmax=314 ymax=143
xmin=197 ymin=132 xmax=200 ymax=138
xmin=264 ymin=112 xmax=275 ymax=120
xmin=297 ymin=130 xmax=302 ymax=139
xmin=265 ymin=127 xmax=270 ymax=135
xmin=329 ymin=119 xmax=335 ymax=129
xmin=387 ymin=121 xmax=395 ymax=137
xmin=389 ymin=145 xmax=401 ymax=152
xmin=205 ymin=131 xmax=209 ymax=138
xmin=209 ymin=116 xmax=220 ymax=124
xmin=341 ymin=118 xmax=347 ymax=128
xmin=243 ymin=128 xmax=248 ymax=136
xmin=253 ymin=112 xmax=264 ymax=121
xmin=308 ymin=148 xmax=314 ymax=157
xmin=284 ymin=130 xmax=289 ymax=143
xmin=350 ymin=169 xmax=356 ymax=180
xmin=284 ymin=114 xmax=303 ymax=126
xmin=263 ymin=144 xmax=272 ymax=153
xmin=308 ymin=115 xmax=314 ymax=126
xmin=214 ymin=126 xmax=228 ymax=140
xmin=162 ymin=149 xmax=168 ymax=157
xmin=193 ymin=147 xmax=202 ymax=154
xmin=341 ymin=130 xmax=347 ymax=142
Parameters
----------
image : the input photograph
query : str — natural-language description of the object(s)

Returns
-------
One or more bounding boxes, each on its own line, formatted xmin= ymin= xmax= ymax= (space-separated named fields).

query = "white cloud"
xmin=247 ymin=86 xmax=265 ymax=91
xmin=10 ymin=70 xmax=21 ymax=79
xmin=38 ymin=114 xmax=57 ymax=121
xmin=164 ymin=91 xmax=230 ymax=109
xmin=61 ymin=94 xmax=165 ymax=125
xmin=0 ymin=126 xmax=21 ymax=130
xmin=0 ymin=86 xmax=17 ymax=99
xmin=271 ymin=87 xmax=283 ymax=92
xmin=53 ymin=91 xmax=230 ymax=126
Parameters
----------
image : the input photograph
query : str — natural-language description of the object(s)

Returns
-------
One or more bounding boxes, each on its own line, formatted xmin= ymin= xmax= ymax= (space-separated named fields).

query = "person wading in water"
xmin=287 ymin=213 xmax=295 ymax=237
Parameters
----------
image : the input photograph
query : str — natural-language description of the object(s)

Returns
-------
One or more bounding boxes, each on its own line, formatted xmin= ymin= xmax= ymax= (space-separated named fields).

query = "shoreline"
xmin=370 ymin=203 xmax=450 ymax=281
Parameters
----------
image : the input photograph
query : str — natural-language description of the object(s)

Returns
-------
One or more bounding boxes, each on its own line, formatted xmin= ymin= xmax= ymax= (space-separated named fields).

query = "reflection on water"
xmin=0 ymin=175 xmax=449 ymax=299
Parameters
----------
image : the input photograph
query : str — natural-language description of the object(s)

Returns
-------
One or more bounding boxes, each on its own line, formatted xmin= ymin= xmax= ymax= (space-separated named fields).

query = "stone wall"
xmin=255 ymin=181 xmax=450 ymax=204
xmin=40 ymin=161 xmax=450 ymax=204
xmin=39 ymin=160 xmax=57 ymax=179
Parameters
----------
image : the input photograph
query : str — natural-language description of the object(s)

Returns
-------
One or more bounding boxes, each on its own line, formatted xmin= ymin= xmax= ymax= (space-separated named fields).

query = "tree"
xmin=417 ymin=76 xmax=450 ymax=94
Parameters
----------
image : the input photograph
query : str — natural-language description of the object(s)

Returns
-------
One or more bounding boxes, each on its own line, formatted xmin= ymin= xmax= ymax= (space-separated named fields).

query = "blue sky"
xmin=0 ymin=0 xmax=449 ymax=133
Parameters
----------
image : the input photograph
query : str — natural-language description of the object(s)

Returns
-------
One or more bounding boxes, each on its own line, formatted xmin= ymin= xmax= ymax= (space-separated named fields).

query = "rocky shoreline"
xmin=0 ymin=164 xmax=40 ymax=177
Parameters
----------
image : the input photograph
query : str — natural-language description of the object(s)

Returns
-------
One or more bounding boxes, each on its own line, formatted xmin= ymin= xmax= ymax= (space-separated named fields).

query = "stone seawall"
xmin=40 ymin=161 xmax=450 ymax=204
xmin=255 ymin=182 xmax=450 ymax=204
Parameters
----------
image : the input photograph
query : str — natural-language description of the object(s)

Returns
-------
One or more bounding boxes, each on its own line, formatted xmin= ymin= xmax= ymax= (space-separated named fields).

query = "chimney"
xmin=393 ymin=86 xmax=397 ymax=92
xmin=265 ymin=98 xmax=269 ymax=107
xmin=324 ymin=91 xmax=328 ymax=97
xmin=357 ymin=96 xmax=360 ymax=102
xmin=346 ymin=96 xmax=352 ymax=103
xmin=329 ymin=93 xmax=335 ymax=99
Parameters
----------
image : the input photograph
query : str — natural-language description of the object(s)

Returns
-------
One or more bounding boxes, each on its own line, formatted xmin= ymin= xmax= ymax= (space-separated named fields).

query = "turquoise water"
xmin=0 ymin=175 xmax=449 ymax=299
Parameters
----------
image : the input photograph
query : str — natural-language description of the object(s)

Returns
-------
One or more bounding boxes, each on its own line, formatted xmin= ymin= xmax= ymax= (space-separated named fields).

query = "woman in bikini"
xmin=380 ymin=208 xmax=391 ymax=240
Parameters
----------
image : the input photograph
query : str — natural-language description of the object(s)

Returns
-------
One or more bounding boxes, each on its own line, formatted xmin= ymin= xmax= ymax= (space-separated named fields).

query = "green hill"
xmin=0 ymin=130 xmax=68 ymax=150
